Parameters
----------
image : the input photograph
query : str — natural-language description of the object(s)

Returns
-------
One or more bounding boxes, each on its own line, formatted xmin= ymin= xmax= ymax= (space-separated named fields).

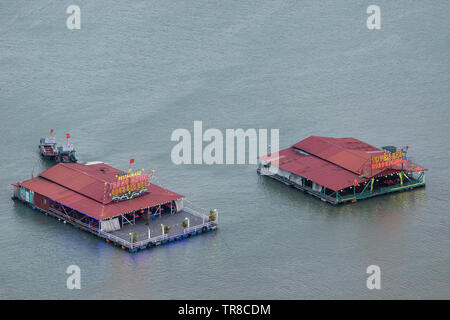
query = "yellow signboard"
xmin=371 ymin=151 xmax=404 ymax=170
xmin=108 ymin=170 xmax=152 ymax=201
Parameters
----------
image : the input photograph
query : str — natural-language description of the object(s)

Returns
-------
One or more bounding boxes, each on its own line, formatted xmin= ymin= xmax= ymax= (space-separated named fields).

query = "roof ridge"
xmin=312 ymin=136 xmax=375 ymax=174
xmin=38 ymin=175 xmax=106 ymax=204
xmin=59 ymin=163 xmax=118 ymax=184
xmin=294 ymin=146 xmax=369 ymax=181
xmin=315 ymin=136 xmax=374 ymax=160
xmin=40 ymin=163 xmax=117 ymax=204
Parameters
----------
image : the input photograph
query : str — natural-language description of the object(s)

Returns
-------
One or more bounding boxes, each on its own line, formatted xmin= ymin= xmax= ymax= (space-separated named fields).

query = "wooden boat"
xmin=56 ymin=144 xmax=77 ymax=163
xmin=39 ymin=137 xmax=58 ymax=159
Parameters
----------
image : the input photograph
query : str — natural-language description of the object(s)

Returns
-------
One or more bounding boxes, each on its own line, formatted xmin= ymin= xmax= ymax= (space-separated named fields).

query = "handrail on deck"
xmin=99 ymin=220 xmax=217 ymax=249
xmin=183 ymin=206 xmax=208 ymax=219
xmin=184 ymin=221 xmax=216 ymax=234
xmin=47 ymin=204 xmax=217 ymax=250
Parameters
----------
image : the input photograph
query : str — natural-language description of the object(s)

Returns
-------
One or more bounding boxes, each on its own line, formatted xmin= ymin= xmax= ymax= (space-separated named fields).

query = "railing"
xmin=48 ymin=207 xmax=99 ymax=233
xmin=183 ymin=206 xmax=208 ymax=219
xmin=45 ymin=204 xmax=217 ymax=250
xmin=268 ymin=170 xmax=425 ymax=204
xmin=338 ymin=178 xmax=425 ymax=202
xmin=183 ymin=205 xmax=218 ymax=226
xmin=99 ymin=230 xmax=133 ymax=248
xmin=184 ymin=221 xmax=217 ymax=234
xmin=98 ymin=206 xmax=217 ymax=250
xmin=100 ymin=221 xmax=218 ymax=250
xmin=133 ymin=234 xmax=168 ymax=248
xmin=379 ymin=179 xmax=424 ymax=194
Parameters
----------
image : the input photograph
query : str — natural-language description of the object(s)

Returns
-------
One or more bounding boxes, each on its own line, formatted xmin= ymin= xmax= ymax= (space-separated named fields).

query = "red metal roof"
xmin=260 ymin=147 xmax=367 ymax=191
xmin=18 ymin=163 xmax=183 ymax=220
xmin=260 ymin=136 xmax=425 ymax=191
xmin=293 ymin=136 xmax=383 ymax=175
xmin=38 ymin=163 xmax=123 ymax=204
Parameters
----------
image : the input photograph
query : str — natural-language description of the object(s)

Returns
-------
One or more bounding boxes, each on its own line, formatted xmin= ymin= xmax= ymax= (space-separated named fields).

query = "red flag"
xmin=130 ymin=159 xmax=135 ymax=165
xmin=50 ymin=129 xmax=54 ymax=134
xmin=406 ymin=146 xmax=409 ymax=151
xmin=66 ymin=133 xmax=71 ymax=139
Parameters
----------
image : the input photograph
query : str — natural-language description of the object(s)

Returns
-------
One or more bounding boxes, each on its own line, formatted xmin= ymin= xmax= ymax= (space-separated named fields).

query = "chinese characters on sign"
xmin=109 ymin=169 xmax=152 ymax=201
xmin=371 ymin=151 xmax=404 ymax=170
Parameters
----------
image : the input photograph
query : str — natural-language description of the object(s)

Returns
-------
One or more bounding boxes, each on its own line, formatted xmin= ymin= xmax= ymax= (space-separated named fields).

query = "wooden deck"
xmin=112 ymin=210 xmax=203 ymax=241
xmin=12 ymin=196 xmax=217 ymax=252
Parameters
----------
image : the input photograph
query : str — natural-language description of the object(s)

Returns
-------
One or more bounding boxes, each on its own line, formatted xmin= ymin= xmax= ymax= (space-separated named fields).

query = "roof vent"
xmin=85 ymin=161 xmax=104 ymax=166
xmin=293 ymin=148 xmax=310 ymax=156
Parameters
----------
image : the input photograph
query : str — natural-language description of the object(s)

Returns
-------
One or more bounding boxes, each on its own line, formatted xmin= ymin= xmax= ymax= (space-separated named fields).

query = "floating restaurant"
xmin=12 ymin=162 xmax=217 ymax=252
xmin=258 ymin=136 xmax=426 ymax=204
